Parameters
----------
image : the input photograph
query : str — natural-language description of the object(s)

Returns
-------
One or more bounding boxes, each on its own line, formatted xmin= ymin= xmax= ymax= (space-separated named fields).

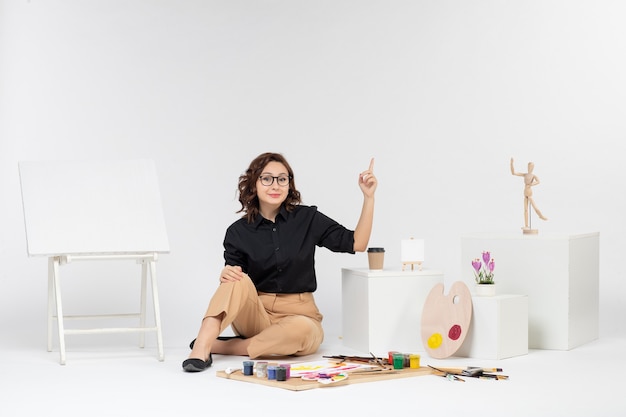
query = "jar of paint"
xmin=279 ymin=363 xmax=291 ymax=379
xmin=267 ymin=365 xmax=277 ymax=380
xmin=388 ymin=351 xmax=400 ymax=365
xmin=243 ymin=360 xmax=254 ymax=376
xmin=276 ymin=366 xmax=287 ymax=381
xmin=392 ymin=353 xmax=404 ymax=369
xmin=403 ymin=353 xmax=411 ymax=368
xmin=409 ymin=354 xmax=420 ymax=369
xmin=255 ymin=361 xmax=268 ymax=378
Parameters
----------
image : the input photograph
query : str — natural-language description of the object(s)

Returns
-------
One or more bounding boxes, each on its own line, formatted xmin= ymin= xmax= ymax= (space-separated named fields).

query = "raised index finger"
xmin=368 ymin=158 xmax=375 ymax=172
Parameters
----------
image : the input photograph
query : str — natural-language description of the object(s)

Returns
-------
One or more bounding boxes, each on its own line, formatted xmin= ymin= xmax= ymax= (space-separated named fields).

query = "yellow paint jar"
xmin=409 ymin=354 xmax=420 ymax=369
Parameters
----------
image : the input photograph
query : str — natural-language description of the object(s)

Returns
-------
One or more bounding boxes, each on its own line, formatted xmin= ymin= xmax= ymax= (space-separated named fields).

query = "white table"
xmin=341 ymin=267 xmax=443 ymax=355
xmin=461 ymin=232 xmax=599 ymax=350
xmin=457 ymin=294 xmax=528 ymax=359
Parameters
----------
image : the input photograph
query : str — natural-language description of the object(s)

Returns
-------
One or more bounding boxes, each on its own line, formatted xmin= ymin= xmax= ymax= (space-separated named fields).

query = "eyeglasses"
xmin=259 ymin=175 xmax=291 ymax=187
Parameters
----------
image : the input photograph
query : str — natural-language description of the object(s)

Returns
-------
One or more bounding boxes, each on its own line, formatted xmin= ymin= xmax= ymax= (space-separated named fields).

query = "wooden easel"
xmin=402 ymin=261 xmax=423 ymax=271
xmin=401 ymin=238 xmax=424 ymax=271
xmin=19 ymin=159 xmax=170 ymax=365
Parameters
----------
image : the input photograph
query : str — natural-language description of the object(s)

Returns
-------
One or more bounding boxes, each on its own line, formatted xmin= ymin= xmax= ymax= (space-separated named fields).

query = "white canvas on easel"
xmin=19 ymin=159 xmax=170 ymax=364
xmin=20 ymin=159 xmax=170 ymax=256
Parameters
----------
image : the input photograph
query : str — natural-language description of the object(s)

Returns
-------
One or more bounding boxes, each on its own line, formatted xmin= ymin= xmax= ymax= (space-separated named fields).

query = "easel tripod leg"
xmin=149 ymin=259 xmax=164 ymax=361
xmin=50 ymin=257 xmax=67 ymax=365
xmin=47 ymin=258 xmax=54 ymax=353
xmin=139 ymin=260 xmax=147 ymax=349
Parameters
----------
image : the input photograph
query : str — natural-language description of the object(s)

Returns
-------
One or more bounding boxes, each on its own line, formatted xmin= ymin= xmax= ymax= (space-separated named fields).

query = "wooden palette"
xmin=420 ymin=281 xmax=472 ymax=359
xmin=216 ymin=366 xmax=434 ymax=391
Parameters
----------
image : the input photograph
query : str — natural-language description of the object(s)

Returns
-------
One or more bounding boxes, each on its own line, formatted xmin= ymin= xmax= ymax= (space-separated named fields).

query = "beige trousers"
xmin=204 ymin=275 xmax=324 ymax=359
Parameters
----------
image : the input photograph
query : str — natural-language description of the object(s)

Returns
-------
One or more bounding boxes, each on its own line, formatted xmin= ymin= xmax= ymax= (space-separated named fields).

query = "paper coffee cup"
xmin=367 ymin=247 xmax=385 ymax=270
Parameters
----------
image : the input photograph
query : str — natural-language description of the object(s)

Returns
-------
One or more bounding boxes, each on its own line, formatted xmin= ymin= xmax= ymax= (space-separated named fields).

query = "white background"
xmin=1 ymin=0 xmax=624 ymax=349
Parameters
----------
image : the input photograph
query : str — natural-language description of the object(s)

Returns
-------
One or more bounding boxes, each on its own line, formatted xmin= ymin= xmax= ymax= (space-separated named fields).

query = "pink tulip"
xmin=472 ymin=259 xmax=482 ymax=272
xmin=488 ymin=258 xmax=495 ymax=273
xmin=482 ymin=251 xmax=491 ymax=264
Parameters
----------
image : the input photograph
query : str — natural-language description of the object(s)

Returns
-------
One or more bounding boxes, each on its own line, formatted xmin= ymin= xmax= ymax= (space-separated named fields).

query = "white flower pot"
xmin=475 ymin=283 xmax=496 ymax=296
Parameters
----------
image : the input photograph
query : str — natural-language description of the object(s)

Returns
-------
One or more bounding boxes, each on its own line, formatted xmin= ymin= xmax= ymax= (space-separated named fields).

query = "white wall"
xmin=1 ymin=0 xmax=625 ymax=351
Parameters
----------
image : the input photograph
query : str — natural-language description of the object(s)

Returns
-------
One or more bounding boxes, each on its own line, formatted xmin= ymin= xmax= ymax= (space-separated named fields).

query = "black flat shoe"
xmin=189 ymin=335 xmax=246 ymax=349
xmin=182 ymin=354 xmax=212 ymax=372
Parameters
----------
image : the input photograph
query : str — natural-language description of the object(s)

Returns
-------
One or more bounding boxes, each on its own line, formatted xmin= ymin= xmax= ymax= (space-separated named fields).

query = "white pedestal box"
xmin=457 ymin=294 xmax=528 ymax=360
xmin=461 ymin=232 xmax=599 ymax=350
xmin=341 ymin=268 xmax=443 ymax=355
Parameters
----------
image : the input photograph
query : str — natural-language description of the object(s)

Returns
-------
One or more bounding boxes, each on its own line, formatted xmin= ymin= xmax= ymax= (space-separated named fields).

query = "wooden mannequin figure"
xmin=510 ymin=158 xmax=547 ymax=234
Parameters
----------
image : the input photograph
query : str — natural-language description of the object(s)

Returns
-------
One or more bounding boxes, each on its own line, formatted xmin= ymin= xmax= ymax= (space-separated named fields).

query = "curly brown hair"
xmin=237 ymin=152 xmax=302 ymax=223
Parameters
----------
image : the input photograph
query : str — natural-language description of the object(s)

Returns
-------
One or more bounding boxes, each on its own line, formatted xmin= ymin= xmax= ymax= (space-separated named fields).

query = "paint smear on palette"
xmin=427 ymin=333 xmax=443 ymax=349
xmin=448 ymin=324 xmax=462 ymax=340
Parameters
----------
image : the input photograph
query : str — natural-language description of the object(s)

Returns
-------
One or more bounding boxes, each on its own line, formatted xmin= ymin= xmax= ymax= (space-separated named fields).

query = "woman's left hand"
xmin=358 ymin=158 xmax=377 ymax=197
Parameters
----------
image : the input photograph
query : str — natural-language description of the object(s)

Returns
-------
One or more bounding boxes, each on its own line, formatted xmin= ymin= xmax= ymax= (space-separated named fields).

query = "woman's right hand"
xmin=219 ymin=265 xmax=244 ymax=283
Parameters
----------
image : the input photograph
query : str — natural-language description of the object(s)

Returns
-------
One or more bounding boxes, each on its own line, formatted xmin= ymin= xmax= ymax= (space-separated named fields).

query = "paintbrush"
xmin=428 ymin=365 xmax=465 ymax=382
xmin=477 ymin=373 xmax=509 ymax=380
xmin=437 ymin=366 xmax=503 ymax=374
xmin=369 ymin=351 xmax=388 ymax=369
xmin=434 ymin=367 xmax=509 ymax=380
xmin=347 ymin=367 xmax=398 ymax=375
xmin=323 ymin=354 xmax=387 ymax=365
xmin=323 ymin=353 xmax=389 ymax=368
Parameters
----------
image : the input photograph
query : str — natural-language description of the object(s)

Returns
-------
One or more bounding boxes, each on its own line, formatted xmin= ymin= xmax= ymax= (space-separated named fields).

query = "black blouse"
xmin=223 ymin=205 xmax=355 ymax=293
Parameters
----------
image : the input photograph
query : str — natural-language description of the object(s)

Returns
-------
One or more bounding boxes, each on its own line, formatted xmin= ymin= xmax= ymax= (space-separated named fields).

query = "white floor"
xmin=2 ymin=335 xmax=625 ymax=417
